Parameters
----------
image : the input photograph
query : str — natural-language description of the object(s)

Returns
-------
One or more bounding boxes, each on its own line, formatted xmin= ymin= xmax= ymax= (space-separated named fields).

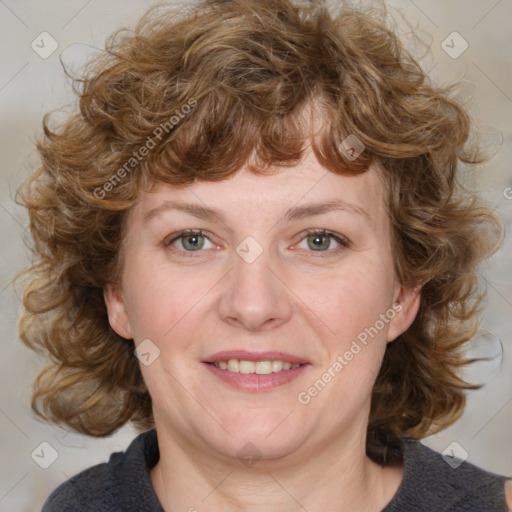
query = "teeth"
xmin=212 ymin=359 xmax=302 ymax=374
xmin=272 ymin=360 xmax=283 ymax=372
xmin=239 ymin=360 xmax=255 ymax=374
xmin=227 ymin=359 xmax=239 ymax=372
xmin=255 ymin=361 xmax=272 ymax=374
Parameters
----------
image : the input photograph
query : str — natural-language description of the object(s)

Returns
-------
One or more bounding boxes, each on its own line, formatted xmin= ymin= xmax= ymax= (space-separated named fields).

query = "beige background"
xmin=0 ymin=0 xmax=511 ymax=510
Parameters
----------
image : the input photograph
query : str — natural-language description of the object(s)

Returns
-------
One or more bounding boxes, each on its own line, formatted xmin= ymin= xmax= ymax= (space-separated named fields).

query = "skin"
xmin=104 ymin=150 xmax=421 ymax=512
xmin=506 ymin=480 xmax=512 ymax=510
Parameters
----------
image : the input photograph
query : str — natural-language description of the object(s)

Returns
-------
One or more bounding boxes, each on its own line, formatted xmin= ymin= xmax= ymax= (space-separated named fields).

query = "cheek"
xmin=296 ymin=262 xmax=395 ymax=345
xmin=295 ymin=268 xmax=395 ymax=418
xmin=121 ymin=254 xmax=180 ymax=339
xmin=121 ymin=253 xmax=220 ymax=342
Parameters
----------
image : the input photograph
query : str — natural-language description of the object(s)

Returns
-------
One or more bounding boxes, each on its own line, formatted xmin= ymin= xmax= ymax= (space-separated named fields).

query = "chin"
xmin=213 ymin=414 xmax=306 ymax=460
xmin=223 ymin=409 xmax=292 ymax=436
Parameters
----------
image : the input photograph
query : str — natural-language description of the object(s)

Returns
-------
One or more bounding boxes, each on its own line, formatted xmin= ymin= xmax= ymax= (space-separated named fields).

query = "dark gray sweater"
xmin=42 ymin=429 xmax=510 ymax=511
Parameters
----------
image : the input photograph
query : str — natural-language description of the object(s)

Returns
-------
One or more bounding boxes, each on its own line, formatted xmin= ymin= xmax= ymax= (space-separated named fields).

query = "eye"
xmin=295 ymin=230 xmax=350 ymax=253
xmin=166 ymin=230 xmax=217 ymax=252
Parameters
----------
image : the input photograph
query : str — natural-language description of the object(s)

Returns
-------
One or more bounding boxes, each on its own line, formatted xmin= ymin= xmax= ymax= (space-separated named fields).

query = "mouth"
xmin=207 ymin=359 xmax=303 ymax=374
xmin=203 ymin=351 xmax=309 ymax=391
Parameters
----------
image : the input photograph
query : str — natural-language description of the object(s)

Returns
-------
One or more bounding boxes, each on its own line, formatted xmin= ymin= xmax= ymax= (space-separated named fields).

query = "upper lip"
xmin=203 ymin=350 xmax=309 ymax=365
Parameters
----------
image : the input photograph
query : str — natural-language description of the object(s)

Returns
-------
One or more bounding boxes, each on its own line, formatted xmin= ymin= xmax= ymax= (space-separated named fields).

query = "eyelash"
xmin=164 ymin=229 xmax=350 ymax=257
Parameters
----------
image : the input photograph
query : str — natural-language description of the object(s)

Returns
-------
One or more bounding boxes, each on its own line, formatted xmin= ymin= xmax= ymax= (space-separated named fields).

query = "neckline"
xmin=140 ymin=430 xmax=413 ymax=511
xmin=380 ymin=440 xmax=416 ymax=511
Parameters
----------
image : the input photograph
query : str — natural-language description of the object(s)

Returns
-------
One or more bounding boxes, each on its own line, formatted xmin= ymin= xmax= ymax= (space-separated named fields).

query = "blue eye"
xmin=164 ymin=229 xmax=349 ymax=257
xmin=297 ymin=230 xmax=349 ymax=253
xmin=167 ymin=230 xmax=216 ymax=252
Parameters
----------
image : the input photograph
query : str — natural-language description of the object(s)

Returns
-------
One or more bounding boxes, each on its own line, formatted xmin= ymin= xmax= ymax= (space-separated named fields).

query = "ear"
xmin=386 ymin=285 xmax=421 ymax=342
xmin=103 ymin=283 xmax=133 ymax=339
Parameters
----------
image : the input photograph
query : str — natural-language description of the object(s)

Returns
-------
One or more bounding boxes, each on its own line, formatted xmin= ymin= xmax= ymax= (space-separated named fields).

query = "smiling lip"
xmin=203 ymin=350 xmax=309 ymax=365
xmin=202 ymin=350 xmax=310 ymax=391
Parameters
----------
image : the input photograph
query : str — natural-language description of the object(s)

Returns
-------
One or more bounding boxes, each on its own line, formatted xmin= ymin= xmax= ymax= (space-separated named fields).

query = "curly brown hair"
xmin=17 ymin=0 xmax=502 ymax=462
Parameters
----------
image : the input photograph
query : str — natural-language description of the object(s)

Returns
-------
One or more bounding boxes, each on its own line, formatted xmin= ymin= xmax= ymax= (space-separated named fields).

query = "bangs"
xmin=139 ymin=95 xmax=373 ymax=192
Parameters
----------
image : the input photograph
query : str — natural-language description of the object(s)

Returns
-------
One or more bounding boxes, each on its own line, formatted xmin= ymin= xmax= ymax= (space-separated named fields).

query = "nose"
xmin=217 ymin=247 xmax=293 ymax=332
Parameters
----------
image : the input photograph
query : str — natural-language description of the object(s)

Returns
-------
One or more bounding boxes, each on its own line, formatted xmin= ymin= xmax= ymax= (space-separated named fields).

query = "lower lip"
xmin=203 ymin=362 xmax=309 ymax=391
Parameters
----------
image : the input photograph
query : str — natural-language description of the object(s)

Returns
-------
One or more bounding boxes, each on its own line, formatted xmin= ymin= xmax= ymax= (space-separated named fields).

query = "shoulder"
xmin=42 ymin=461 xmax=111 ymax=512
xmin=385 ymin=440 xmax=511 ymax=511
xmin=42 ymin=430 xmax=161 ymax=512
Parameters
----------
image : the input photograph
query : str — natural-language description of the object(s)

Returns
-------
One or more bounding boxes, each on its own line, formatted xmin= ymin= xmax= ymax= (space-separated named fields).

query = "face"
xmin=105 ymin=150 xmax=420 ymax=464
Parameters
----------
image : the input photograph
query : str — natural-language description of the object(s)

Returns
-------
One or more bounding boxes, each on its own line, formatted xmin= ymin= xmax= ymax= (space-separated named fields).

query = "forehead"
xmin=133 ymin=152 xmax=387 ymax=227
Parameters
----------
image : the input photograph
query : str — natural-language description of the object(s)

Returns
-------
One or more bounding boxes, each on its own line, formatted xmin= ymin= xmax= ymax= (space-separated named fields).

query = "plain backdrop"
xmin=0 ymin=0 xmax=511 ymax=510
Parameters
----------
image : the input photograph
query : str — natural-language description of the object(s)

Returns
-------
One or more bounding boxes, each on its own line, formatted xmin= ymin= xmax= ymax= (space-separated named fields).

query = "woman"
xmin=18 ymin=0 xmax=512 ymax=510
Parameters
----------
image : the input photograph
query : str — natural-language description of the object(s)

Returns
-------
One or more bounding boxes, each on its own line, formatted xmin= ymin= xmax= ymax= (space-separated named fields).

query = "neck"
xmin=150 ymin=420 xmax=403 ymax=512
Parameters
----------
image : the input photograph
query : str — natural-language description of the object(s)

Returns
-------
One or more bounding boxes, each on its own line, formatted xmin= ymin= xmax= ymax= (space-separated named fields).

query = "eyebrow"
xmin=143 ymin=199 xmax=369 ymax=225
